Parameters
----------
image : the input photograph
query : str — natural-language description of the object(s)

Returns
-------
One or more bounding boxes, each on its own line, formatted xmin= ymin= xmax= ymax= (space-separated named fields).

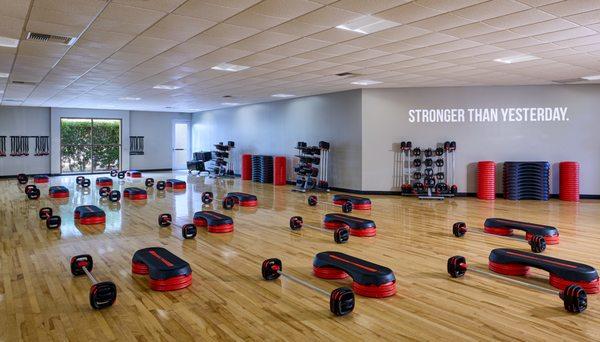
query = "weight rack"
xmin=210 ymin=141 xmax=235 ymax=179
xmin=398 ymin=141 xmax=457 ymax=199
xmin=7 ymin=136 xmax=50 ymax=157
xmin=0 ymin=136 xmax=6 ymax=157
xmin=292 ymin=141 xmax=330 ymax=193
xmin=130 ymin=136 xmax=144 ymax=155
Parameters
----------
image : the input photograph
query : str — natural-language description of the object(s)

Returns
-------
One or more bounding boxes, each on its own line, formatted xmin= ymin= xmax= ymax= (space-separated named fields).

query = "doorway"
xmin=172 ymin=120 xmax=190 ymax=170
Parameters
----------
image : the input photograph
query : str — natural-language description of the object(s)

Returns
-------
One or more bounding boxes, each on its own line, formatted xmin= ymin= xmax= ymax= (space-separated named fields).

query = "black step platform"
xmin=489 ymin=248 xmax=598 ymax=293
xmin=166 ymin=179 xmax=186 ymax=190
xmin=124 ymin=187 xmax=148 ymax=200
xmin=323 ymin=213 xmax=376 ymax=237
xmin=313 ymin=251 xmax=395 ymax=297
xmin=132 ymin=247 xmax=192 ymax=291
xmin=193 ymin=211 xmax=234 ymax=233
xmin=226 ymin=192 xmax=257 ymax=206
xmin=74 ymin=205 xmax=105 ymax=225
xmin=33 ymin=175 xmax=49 ymax=183
xmin=95 ymin=177 xmax=113 ymax=187
xmin=484 ymin=218 xmax=559 ymax=244
xmin=126 ymin=170 xmax=142 ymax=178
xmin=332 ymin=194 xmax=372 ymax=210
xmin=49 ymin=186 xmax=69 ymax=198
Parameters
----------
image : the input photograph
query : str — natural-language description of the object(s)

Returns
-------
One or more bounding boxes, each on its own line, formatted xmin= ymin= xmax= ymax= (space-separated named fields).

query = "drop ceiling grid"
xmin=0 ymin=0 xmax=598 ymax=111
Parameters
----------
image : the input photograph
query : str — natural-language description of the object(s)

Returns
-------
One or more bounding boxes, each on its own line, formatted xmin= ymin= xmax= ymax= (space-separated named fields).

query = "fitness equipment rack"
xmin=7 ymin=136 xmax=49 ymax=156
xmin=0 ymin=136 xmax=5 ymax=156
xmin=129 ymin=136 xmax=144 ymax=155
xmin=210 ymin=141 xmax=235 ymax=178
xmin=399 ymin=141 xmax=457 ymax=200
xmin=292 ymin=141 xmax=330 ymax=193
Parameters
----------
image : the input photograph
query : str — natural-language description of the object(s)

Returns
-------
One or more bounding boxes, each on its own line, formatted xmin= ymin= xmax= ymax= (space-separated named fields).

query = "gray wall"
xmin=362 ymin=85 xmax=600 ymax=194
xmin=130 ymin=111 xmax=192 ymax=170
xmin=0 ymin=106 xmax=50 ymax=176
xmin=192 ymin=90 xmax=362 ymax=190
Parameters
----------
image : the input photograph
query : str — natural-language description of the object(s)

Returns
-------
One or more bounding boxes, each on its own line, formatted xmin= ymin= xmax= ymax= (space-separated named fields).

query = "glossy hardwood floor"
xmin=1 ymin=171 xmax=599 ymax=341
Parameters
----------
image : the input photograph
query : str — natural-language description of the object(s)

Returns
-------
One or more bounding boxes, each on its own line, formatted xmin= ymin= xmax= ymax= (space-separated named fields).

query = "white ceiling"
xmin=0 ymin=0 xmax=599 ymax=112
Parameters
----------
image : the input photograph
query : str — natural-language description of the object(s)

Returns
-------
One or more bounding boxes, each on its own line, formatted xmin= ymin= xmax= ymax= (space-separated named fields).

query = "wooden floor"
xmin=1 ymin=172 xmax=599 ymax=341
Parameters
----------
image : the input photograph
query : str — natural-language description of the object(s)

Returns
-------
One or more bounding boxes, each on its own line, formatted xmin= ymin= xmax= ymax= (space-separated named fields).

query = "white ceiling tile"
xmin=415 ymin=0 xmax=488 ymax=12
xmin=539 ymin=0 xmax=600 ymax=16
xmin=442 ymin=22 xmax=500 ymax=38
xmin=143 ymin=14 xmax=216 ymax=42
xmin=113 ymin=0 xmax=188 ymax=12
xmin=484 ymin=9 xmax=556 ymax=29
xmin=510 ymin=18 xmax=578 ymax=35
xmin=453 ymin=0 xmax=531 ymax=21
xmin=411 ymin=13 xmax=474 ymax=31
xmin=0 ymin=15 xmax=27 ymax=39
xmin=296 ymin=6 xmax=363 ymax=27
xmin=91 ymin=3 xmax=165 ymax=35
xmin=332 ymin=0 xmax=410 ymax=14
xmin=248 ymin=0 xmax=323 ymax=18
xmin=174 ymin=0 xmax=261 ymax=21
xmin=533 ymin=26 xmax=597 ymax=43
xmin=376 ymin=2 xmax=442 ymax=24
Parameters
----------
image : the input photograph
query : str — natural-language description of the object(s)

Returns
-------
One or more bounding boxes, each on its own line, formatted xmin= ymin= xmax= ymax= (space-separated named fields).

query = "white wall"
xmin=362 ymin=85 xmax=600 ymax=194
xmin=192 ymin=90 xmax=363 ymax=190
xmin=0 ymin=106 xmax=51 ymax=176
xmin=50 ymin=108 xmax=130 ymax=174
xmin=130 ymin=111 xmax=191 ymax=170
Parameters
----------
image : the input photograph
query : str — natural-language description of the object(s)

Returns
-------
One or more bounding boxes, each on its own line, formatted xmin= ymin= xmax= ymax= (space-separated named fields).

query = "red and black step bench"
xmin=132 ymin=247 xmax=192 ymax=291
xmin=323 ymin=213 xmax=376 ymax=237
xmin=226 ymin=192 xmax=257 ymax=207
xmin=166 ymin=179 xmax=186 ymax=190
xmin=124 ymin=187 xmax=147 ymax=200
xmin=126 ymin=170 xmax=142 ymax=178
xmin=49 ymin=186 xmax=69 ymax=198
xmin=332 ymin=194 xmax=372 ymax=210
xmin=33 ymin=175 xmax=49 ymax=184
xmin=74 ymin=205 xmax=106 ymax=225
xmin=489 ymin=248 xmax=599 ymax=294
xmin=484 ymin=218 xmax=559 ymax=244
xmin=193 ymin=211 xmax=234 ymax=233
xmin=313 ymin=251 xmax=396 ymax=298
xmin=95 ymin=177 xmax=113 ymax=187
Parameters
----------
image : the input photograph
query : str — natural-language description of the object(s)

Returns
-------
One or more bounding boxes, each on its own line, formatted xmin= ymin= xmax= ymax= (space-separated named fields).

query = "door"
xmin=172 ymin=121 xmax=190 ymax=170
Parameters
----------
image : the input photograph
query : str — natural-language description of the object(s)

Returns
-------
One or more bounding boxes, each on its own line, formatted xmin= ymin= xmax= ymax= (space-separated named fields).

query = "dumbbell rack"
xmin=210 ymin=141 xmax=235 ymax=178
xmin=7 ymin=136 xmax=50 ymax=157
xmin=399 ymin=141 xmax=457 ymax=199
xmin=292 ymin=141 xmax=330 ymax=193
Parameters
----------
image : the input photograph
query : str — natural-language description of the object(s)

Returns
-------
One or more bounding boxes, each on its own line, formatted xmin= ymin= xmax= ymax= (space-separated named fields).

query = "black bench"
xmin=95 ymin=177 xmax=113 ymax=187
xmin=489 ymin=248 xmax=598 ymax=294
xmin=332 ymin=194 xmax=372 ymax=210
xmin=49 ymin=186 xmax=69 ymax=198
xmin=34 ymin=175 xmax=49 ymax=184
xmin=166 ymin=179 xmax=186 ymax=190
xmin=484 ymin=218 xmax=559 ymax=244
xmin=226 ymin=192 xmax=257 ymax=206
xmin=132 ymin=247 xmax=192 ymax=291
xmin=124 ymin=187 xmax=147 ymax=200
xmin=74 ymin=205 xmax=105 ymax=225
xmin=323 ymin=213 xmax=376 ymax=237
xmin=193 ymin=211 xmax=234 ymax=233
xmin=313 ymin=251 xmax=395 ymax=297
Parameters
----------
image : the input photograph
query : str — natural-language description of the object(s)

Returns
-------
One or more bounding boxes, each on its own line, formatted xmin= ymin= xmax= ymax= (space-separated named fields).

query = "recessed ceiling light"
xmin=211 ymin=63 xmax=249 ymax=72
xmin=119 ymin=96 xmax=141 ymax=101
xmin=272 ymin=93 xmax=295 ymax=98
xmin=153 ymin=84 xmax=181 ymax=90
xmin=0 ymin=72 xmax=9 ymax=78
xmin=221 ymin=102 xmax=241 ymax=106
xmin=581 ymin=75 xmax=600 ymax=81
xmin=493 ymin=55 xmax=540 ymax=64
xmin=0 ymin=36 xmax=19 ymax=48
xmin=351 ymin=80 xmax=382 ymax=86
xmin=336 ymin=16 xmax=398 ymax=34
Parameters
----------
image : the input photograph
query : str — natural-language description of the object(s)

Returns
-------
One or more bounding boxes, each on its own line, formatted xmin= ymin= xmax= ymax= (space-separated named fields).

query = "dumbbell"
xmin=157 ymin=213 xmax=197 ymax=239
xmin=452 ymin=222 xmax=546 ymax=253
xmin=307 ymin=195 xmax=353 ymax=213
xmin=144 ymin=178 xmax=155 ymax=188
xmin=39 ymin=207 xmax=62 ymax=229
xmin=201 ymin=191 xmax=237 ymax=210
xmin=261 ymin=258 xmax=355 ymax=316
xmin=413 ymin=159 xmax=422 ymax=167
xmin=110 ymin=170 xmax=118 ymax=177
xmin=156 ymin=181 xmax=166 ymax=190
xmin=117 ymin=171 xmax=126 ymax=179
xmin=400 ymin=141 xmax=412 ymax=151
xmin=435 ymin=147 xmax=444 ymax=156
xmin=25 ymin=185 xmax=40 ymax=199
xmin=424 ymin=148 xmax=433 ymax=157
xmin=76 ymin=176 xmax=85 ymax=185
xmin=424 ymin=158 xmax=433 ymax=167
xmin=435 ymin=159 xmax=444 ymax=167
xmin=289 ymin=216 xmax=349 ymax=244
xmin=447 ymin=256 xmax=587 ymax=313
xmin=99 ymin=187 xmax=121 ymax=202
xmin=76 ymin=177 xmax=91 ymax=188
xmin=412 ymin=148 xmax=421 ymax=157
xmin=70 ymin=255 xmax=117 ymax=310
xmin=17 ymin=173 xmax=28 ymax=184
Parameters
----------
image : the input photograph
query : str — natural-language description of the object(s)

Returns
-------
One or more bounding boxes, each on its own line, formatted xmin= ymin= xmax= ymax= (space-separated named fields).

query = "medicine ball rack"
xmin=7 ymin=136 xmax=50 ymax=157
xmin=292 ymin=141 xmax=330 ymax=193
xmin=399 ymin=141 xmax=457 ymax=200
xmin=210 ymin=141 xmax=235 ymax=179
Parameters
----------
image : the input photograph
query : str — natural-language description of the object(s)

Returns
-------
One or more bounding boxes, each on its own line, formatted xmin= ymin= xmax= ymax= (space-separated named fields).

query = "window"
xmin=60 ymin=118 xmax=121 ymax=174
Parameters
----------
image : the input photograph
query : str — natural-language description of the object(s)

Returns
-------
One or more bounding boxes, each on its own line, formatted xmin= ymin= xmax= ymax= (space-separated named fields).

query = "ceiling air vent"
xmin=25 ymin=32 xmax=77 ymax=45
xmin=12 ymin=80 xmax=37 ymax=86
xmin=335 ymin=72 xmax=359 ymax=77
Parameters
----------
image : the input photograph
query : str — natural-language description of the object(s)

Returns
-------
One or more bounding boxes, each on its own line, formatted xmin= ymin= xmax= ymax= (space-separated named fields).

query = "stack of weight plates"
xmin=477 ymin=161 xmax=496 ymax=200
xmin=252 ymin=155 xmax=273 ymax=183
xmin=503 ymin=161 xmax=550 ymax=200
xmin=559 ymin=161 xmax=579 ymax=202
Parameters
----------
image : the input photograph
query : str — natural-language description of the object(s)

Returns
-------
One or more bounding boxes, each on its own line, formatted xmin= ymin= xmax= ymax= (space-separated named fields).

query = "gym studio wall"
xmin=362 ymin=84 xmax=600 ymax=195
